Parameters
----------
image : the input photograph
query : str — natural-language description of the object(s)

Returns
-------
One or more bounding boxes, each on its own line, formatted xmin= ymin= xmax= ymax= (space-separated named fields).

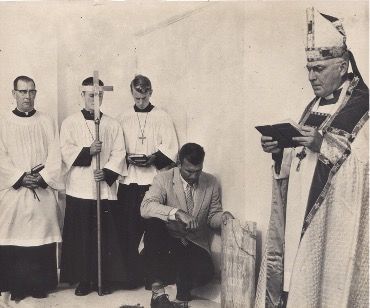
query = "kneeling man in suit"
xmin=141 ymin=142 xmax=233 ymax=308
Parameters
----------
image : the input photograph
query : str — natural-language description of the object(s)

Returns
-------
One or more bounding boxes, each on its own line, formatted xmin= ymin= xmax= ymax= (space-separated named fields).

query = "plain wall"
xmin=0 ymin=3 xmax=58 ymax=119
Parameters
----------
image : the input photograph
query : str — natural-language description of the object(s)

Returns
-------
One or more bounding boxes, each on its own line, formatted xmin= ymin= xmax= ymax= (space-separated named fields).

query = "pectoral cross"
xmin=136 ymin=113 xmax=148 ymax=145
xmin=138 ymin=135 xmax=146 ymax=144
xmin=296 ymin=147 xmax=307 ymax=172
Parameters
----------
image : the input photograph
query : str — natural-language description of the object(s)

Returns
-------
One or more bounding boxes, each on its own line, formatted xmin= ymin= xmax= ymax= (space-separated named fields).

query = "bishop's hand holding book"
xmin=257 ymin=119 xmax=324 ymax=154
xmin=256 ymin=120 xmax=303 ymax=153
xmin=256 ymin=120 xmax=304 ymax=149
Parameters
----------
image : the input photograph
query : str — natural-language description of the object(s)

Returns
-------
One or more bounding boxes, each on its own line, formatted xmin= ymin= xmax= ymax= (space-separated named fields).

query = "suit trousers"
xmin=144 ymin=218 xmax=214 ymax=297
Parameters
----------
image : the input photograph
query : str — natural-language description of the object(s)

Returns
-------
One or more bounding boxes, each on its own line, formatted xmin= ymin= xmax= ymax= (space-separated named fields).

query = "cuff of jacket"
xmin=73 ymin=147 xmax=93 ymax=166
xmin=153 ymin=150 xmax=175 ymax=170
xmin=103 ymin=168 xmax=119 ymax=186
xmin=12 ymin=172 xmax=26 ymax=190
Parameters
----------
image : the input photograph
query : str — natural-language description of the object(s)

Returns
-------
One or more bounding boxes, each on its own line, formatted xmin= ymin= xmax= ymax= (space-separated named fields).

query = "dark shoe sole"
xmin=32 ymin=292 xmax=47 ymax=299
xmin=10 ymin=293 xmax=26 ymax=301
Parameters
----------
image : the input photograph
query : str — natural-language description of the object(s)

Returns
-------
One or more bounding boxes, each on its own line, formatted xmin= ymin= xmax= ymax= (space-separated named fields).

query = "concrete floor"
xmin=0 ymin=281 xmax=221 ymax=308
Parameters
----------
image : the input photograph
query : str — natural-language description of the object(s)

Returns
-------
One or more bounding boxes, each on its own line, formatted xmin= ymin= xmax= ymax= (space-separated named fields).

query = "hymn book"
xmin=128 ymin=154 xmax=148 ymax=164
xmin=255 ymin=120 xmax=303 ymax=148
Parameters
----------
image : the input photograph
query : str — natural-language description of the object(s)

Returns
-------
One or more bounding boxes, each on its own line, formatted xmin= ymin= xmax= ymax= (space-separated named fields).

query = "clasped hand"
xmin=127 ymin=153 xmax=156 ymax=167
xmin=221 ymin=211 xmax=234 ymax=225
xmin=22 ymin=173 xmax=43 ymax=189
xmin=175 ymin=209 xmax=199 ymax=231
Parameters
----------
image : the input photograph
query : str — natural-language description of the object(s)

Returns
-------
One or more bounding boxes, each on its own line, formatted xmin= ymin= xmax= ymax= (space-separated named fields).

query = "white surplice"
xmin=60 ymin=112 xmax=127 ymax=200
xmin=117 ymin=107 xmax=178 ymax=185
xmin=0 ymin=111 xmax=63 ymax=246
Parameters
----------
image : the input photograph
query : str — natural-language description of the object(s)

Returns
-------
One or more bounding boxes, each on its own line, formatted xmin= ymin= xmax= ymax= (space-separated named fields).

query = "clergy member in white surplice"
xmin=0 ymin=76 xmax=63 ymax=302
xmin=256 ymin=8 xmax=368 ymax=308
xmin=116 ymin=75 xmax=178 ymax=288
xmin=59 ymin=77 xmax=127 ymax=296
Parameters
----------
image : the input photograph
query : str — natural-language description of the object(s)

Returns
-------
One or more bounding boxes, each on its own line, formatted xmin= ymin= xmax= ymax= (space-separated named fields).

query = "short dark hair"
xmin=130 ymin=75 xmax=152 ymax=94
xmin=179 ymin=143 xmax=205 ymax=165
xmin=13 ymin=76 xmax=35 ymax=90
xmin=82 ymin=77 xmax=104 ymax=87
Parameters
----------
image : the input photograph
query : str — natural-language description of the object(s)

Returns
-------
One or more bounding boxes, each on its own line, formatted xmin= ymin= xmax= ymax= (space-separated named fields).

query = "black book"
xmin=31 ymin=164 xmax=45 ymax=174
xmin=128 ymin=154 xmax=148 ymax=164
xmin=255 ymin=120 xmax=303 ymax=148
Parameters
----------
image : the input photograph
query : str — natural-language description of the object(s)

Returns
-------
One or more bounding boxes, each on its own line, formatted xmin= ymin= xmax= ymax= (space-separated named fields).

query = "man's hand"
xmin=221 ymin=211 xmax=234 ymax=225
xmin=261 ymin=136 xmax=282 ymax=154
xmin=175 ymin=209 xmax=199 ymax=231
xmin=32 ymin=173 xmax=44 ymax=186
xmin=292 ymin=126 xmax=323 ymax=153
xmin=21 ymin=173 xmax=39 ymax=189
xmin=90 ymin=140 xmax=102 ymax=156
xmin=140 ymin=154 xmax=156 ymax=167
xmin=94 ymin=169 xmax=105 ymax=182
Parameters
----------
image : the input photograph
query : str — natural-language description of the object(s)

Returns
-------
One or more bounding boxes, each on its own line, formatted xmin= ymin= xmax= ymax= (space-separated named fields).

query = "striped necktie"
xmin=185 ymin=184 xmax=194 ymax=214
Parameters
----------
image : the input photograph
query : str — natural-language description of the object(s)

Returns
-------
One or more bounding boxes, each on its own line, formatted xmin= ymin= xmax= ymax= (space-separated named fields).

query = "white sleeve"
xmin=157 ymin=112 xmax=179 ymax=162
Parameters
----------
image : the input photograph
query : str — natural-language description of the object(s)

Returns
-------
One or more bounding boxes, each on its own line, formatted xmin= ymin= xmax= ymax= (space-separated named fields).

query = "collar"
xmin=13 ymin=108 xmax=36 ymax=117
xmin=179 ymin=172 xmax=198 ymax=191
xmin=134 ymin=103 xmax=155 ymax=113
xmin=81 ymin=109 xmax=103 ymax=120
xmin=319 ymin=87 xmax=342 ymax=106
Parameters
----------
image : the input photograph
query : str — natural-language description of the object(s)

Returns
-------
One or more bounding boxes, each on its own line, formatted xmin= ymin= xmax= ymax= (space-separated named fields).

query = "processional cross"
xmin=80 ymin=70 xmax=113 ymax=296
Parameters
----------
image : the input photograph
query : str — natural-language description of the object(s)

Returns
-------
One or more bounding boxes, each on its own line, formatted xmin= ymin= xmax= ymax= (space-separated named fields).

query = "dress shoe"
xmin=176 ymin=277 xmax=192 ymax=302
xmin=151 ymin=294 xmax=174 ymax=308
xmin=91 ymin=283 xmax=112 ymax=295
xmin=175 ymin=291 xmax=191 ymax=302
xmin=101 ymin=285 xmax=112 ymax=295
xmin=31 ymin=291 xmax=47 ymax=299
xmin=74 ymin=282 xmax=91 ymax=296
xmin=10 ymin=292 xmax=26 ymax=301
xmin=172 ymin=301 xmax=189 ymax=308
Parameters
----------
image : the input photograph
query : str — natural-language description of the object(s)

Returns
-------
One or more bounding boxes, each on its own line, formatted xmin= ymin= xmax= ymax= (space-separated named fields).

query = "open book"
xmin=255 ymin=120 xmax=303 ymax=148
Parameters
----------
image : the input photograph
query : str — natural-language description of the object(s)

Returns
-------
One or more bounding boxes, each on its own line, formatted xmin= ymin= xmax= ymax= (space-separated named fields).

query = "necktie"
xmin=180 ymin=184 xmax=194 ymax=247
xmin=185 ymin=184 xmax=194 ymax=214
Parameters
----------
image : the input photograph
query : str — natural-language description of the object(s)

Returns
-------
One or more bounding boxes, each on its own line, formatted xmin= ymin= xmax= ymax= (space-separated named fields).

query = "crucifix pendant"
xmin=296 ymin=147 xmax=307 ymax=172
xmin=139 ymin=135 xmax=146 ymax=144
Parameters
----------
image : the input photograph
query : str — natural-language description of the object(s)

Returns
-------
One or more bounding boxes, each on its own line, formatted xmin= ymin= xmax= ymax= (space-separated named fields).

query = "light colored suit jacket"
xmin=141 ymin=167 xmax=224 ymax=254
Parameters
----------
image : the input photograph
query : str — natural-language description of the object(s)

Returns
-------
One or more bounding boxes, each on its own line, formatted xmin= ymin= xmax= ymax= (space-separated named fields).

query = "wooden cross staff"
xmin=81 ymin=70 xmax=113 ymax=296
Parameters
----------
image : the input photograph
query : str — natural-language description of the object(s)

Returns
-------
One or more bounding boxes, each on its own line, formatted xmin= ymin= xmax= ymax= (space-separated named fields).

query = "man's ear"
xmin=339 ymin=60 xmax=349 ymax=77
xmin=12 ymin=90 xmax=16 ymax=99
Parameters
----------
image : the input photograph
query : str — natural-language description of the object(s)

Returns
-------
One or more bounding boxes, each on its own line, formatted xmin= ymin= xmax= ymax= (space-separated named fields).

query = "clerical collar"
xmin=319 ymin=88 xmax=342 ymax=106
xmin=81 ymin=109 xmax=103 ymax=120
xmin=134 ymin=103 xmax=155 ymax=113
xmin=13 ymin=108 xmax=36 ymax=117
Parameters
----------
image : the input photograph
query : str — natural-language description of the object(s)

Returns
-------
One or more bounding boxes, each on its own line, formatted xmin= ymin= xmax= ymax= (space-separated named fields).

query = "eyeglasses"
xmin=15 ymin=90 xmax=37 ymax=96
